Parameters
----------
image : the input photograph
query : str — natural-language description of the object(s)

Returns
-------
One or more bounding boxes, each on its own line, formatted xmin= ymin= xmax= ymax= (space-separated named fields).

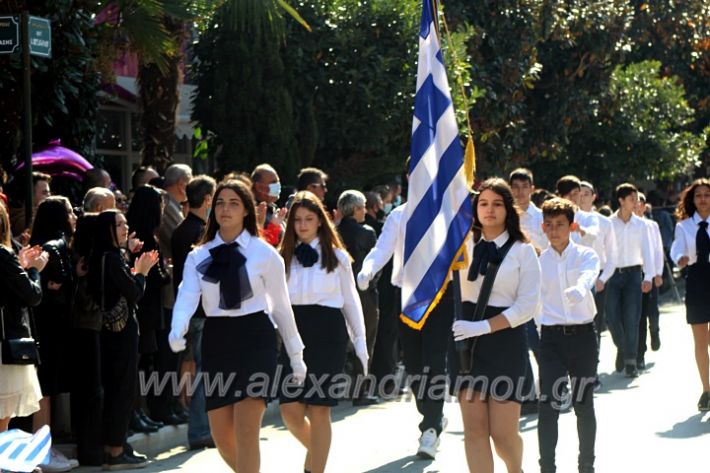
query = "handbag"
xmin=0 ymin=306 xmax=41 ymax=366
xmin=457 ymin=238 xmax=515 ymax=374
xmin=101 ymin=253 xmax=130 ymax=332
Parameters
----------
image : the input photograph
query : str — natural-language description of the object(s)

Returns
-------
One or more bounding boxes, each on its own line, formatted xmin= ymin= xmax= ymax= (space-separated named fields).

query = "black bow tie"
xmin=196 ymin=242 xmax=249 ymax=309
xmin=467 ymin=240 xmax=499 ymax=281
xmin=295 ymin=243 xmax=319 ymax=268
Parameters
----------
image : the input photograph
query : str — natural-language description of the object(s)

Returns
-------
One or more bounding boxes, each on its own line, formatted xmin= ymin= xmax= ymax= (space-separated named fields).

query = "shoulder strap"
xmin=471 ymin=238 xmax=515 ymax=322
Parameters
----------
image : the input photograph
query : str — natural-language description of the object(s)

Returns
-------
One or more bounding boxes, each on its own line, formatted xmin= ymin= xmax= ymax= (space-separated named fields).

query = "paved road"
xmin=77 ymin=301 xmax=710 ymax=472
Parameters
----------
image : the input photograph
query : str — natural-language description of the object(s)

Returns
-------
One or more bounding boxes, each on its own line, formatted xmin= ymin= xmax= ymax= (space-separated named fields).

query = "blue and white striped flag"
xmin=402 ymin=0 xmax=473 ymax=329
xmin=0 ymin=426 xmax=51 ymax=473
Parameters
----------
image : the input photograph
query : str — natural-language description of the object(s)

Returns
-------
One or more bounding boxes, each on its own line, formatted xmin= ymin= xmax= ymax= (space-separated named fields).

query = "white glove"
xmin=356 ymin=271 xmax=370 ymax=291
xmin=563 ymin=286 xmax=585 ymax=304
xmin=168 ymin=329 xmax=187 ymax=353
xmin=289 ymin=353 xmax=307 ymax=385
xmin=354 ymin=337 xmax=369 ymax=377
xmin=452 ymin=320 xmax=491 ymax=342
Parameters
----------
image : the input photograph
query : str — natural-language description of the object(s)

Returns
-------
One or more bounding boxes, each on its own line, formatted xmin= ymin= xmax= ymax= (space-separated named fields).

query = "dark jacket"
xmin=364 ymin=213 xmax=383 ymax=236
xmin=37 ymin=237 xmax=74 ymax=313
xmin=130 ymin=239 xmax=171 ymax=331
xmin=337 ymin=216 xmax=377 ymax=277
xmin=171 ymin=212 xmax=205 ymax=295
xmin=100 ymin=250 xmax=146 ymax=316
xmin=0 ymin=246 xmax=43 ymax=340
xmin=171 ymin=212 xmax=206 ymax=318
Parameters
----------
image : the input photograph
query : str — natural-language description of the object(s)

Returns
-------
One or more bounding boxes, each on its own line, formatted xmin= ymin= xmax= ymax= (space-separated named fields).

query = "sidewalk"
xmin=74 ymin=301 xmax=710 ymax=472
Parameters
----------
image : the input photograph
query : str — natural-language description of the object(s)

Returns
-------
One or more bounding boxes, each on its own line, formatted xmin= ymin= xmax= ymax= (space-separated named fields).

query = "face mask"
xmin=206 ymin=207 xmax=211 ymax=220
xmin=393 ymin=196 xmax=402 ymax=207
xmin=268 ymin=182 xmax=282 ymax=198
xmin=376 ymin=209 xmax=385 ymax=220
xmin=384 ymin=203 xmax=393 ymax=214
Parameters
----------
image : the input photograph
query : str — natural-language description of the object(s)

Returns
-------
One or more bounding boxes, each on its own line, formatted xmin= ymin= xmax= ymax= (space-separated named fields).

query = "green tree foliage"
xmin=0 ymin=0 xmax=101 ymax=175
xmin=569 ymin=61 xmax=707 ymax=190
xmin=191 ymin=2 xmax=301 ymax=179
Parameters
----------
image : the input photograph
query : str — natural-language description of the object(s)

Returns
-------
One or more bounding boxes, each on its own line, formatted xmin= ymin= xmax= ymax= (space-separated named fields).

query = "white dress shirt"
xmin=172 ymin=230 xmax=304 ymax=357
xmin=590 ymin=213 xmax=617 ymax=283
xmin=642 ymin=217 xmax=664 ymax=276
xmin=572 ymin=209 xmax=600 ymax=247
xmin=671 ymin=213 xmax=710 ymax=266
xmin=610 ymin=212 xmax=655 ymax=282
xmin=288 ymin=238 xmax=367 ymax=343
xmin=538 ymin=241 xmax=600 ymax=326
xmin=458 ymin=231 xmax=541 ymax=328
xmin=520 ymin=203 xmax=548 ymax=251
xmin=359 ymin=204 xmax=406 ymax=288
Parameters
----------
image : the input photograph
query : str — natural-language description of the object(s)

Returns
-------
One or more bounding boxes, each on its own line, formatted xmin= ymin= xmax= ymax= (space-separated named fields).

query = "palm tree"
xmin=133 ymin=0 xmax=309 ymax=172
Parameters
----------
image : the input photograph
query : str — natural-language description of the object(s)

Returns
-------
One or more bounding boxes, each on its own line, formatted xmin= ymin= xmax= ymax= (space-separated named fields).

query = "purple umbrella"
xmin=15 ymin=141 xmax=94 ymax=181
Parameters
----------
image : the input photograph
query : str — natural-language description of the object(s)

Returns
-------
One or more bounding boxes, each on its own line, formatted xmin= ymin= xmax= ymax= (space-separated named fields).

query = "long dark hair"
xmin=126 ymin=185 xmax=163 ymax=251
xmin=87 ymin=210 xmax=123 ymax=299
xmin=472 ymin=178 xmax=528 ymax=243
xmin=676 ymin=178 xmax=710 ymax=220
xmin=29 ymin=196 xmax=73 ymax=246
xmin=73 ymin=213 xmax=98 ymax=260
xmin=200 ymin=180 xmax=258 ymax=244
xmin=279 ymin=191 xmax=349 ymax=277
xmin=0 ymin=202 xmax=11 ymax=249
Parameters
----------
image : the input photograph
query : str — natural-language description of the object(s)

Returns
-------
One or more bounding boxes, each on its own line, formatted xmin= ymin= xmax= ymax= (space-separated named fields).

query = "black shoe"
xmin=129 ymin=410 xmax=159 ymax=433
xmin=188 ymin=437 xmax=216 ymax=450
xmin=138 ymin=409 xmax=164 ymax=429
xmin=102 ymin=451 xmax=148 ymax=470
xmin=651 ymin=331 xmax=661 ymax=351
xmin=698 ymin=392 xmax=710 ymax=411
xmin=593 ymin=378 xmax=602 ymax=392
xmin=352 ymin=395 xmax=380 ymax=406
xmin=615 ymin=351 xmax=624 ymax=372
xmin=171 ymin=405 xmax=190 ymax=423
xmin=152 ymin=412 xmax=184 ymax=426
xmin=624 ymin=364 xmax=638 ymax=378
xmin=637 ymin=358 xmax=646 ymax=371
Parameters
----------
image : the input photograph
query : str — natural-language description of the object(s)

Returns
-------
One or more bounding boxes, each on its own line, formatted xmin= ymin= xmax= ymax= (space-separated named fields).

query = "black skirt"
xmin=278 ymin=305 xmax=348 ymax=407
xmin=201 ymin=312 xmax=277 ymax=411
xmin=685 ymin=264 xmax=710 ymax=324
xmin=448 ymin=303 xmax=528 ymax=403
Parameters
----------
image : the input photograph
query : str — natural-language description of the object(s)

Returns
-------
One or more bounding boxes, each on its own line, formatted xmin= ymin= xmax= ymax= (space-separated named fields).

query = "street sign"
xmin=0 ymin=16 xmax=19 ymax=55
xmin=28 ymin=16 xmax=50 ymax=58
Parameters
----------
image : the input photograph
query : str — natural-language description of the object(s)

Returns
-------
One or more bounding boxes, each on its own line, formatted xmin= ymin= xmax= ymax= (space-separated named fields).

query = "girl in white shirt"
xmin=451 ymin=178 xmax=541 ymax=473
xmin=169 ymin=180 xmax=306 ymax=473
xmin=670 ymin=178 xmax=710 ymax=411
xmin=278 ymin=191 xmax=368 ymax=473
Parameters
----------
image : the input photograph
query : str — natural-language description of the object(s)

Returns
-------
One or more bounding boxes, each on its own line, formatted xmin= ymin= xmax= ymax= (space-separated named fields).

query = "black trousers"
xmin=638 ymin=284 xmax=660 ymax=360
xmin=398 ymin=287 xmax=453 ymax=435
xmin=147 ymin=309 xmax=180 ymax=417
xmin=538 ymin=326 xmax=597 ymax=473
xmin=371 ymin=285 xmax=401 ymax=383
xmin=71 ymin=328 xmax=104 ymax=465
xmin=101 ymin=317 xmax=139 ymax=447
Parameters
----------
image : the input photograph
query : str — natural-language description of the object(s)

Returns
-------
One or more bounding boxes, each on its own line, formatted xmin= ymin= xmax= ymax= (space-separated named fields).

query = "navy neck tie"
xmin=697 ymin=221 xmax=710 ymax=264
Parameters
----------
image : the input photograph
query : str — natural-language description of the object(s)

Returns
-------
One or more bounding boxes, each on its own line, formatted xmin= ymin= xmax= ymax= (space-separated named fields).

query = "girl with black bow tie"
xmin=278 ymin=191 xmax=368 ymax=473
xmin=169 ymin=180 xmax=306 ymax=473
xmin=449 ymin=178 xmax=540 ymax=473
xmin=670 ymin=178 xmax=710 ymax=412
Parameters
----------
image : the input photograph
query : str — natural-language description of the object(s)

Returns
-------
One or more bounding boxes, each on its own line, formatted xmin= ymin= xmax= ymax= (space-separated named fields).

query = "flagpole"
xmin=430 ymin=0 xmax=473 ymax=370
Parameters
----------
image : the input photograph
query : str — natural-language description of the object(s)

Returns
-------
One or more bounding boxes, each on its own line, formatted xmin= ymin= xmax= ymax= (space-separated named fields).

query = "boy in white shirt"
xmin=537 ymin=198 xmax=600 ymax=473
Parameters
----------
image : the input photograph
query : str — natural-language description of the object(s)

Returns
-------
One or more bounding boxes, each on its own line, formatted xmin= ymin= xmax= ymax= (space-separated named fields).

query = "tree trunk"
xmin=137 ymin=18 xmax=184 ymax=174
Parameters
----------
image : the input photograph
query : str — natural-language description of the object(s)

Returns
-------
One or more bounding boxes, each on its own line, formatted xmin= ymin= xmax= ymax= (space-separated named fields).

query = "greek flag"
xmin=402 ymin=0 xmax=473 ymax=329
xmin=0 ymin=426 xmax=51 ymax=473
